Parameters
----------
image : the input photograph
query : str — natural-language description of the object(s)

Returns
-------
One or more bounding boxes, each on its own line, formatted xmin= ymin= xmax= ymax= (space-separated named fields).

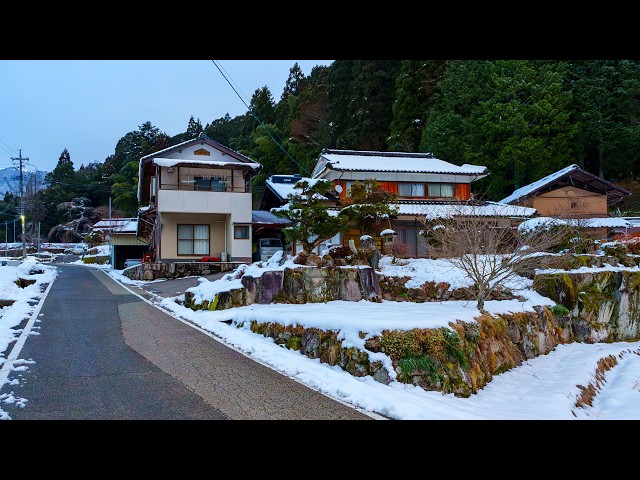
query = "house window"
xmin=398 ymin=183 xmax=425 ymax=197
xmin=177 ymin=224 xmax=209 ymax=255
xmin=234 ymin=225 xmax=250 ymax=239
xmin=427 ymin=183 xmax=454 ymax=198
xmin=194 ymin=176 xmax=227 ymax=191
xmin=344 ymin=181 xmax=355 ymax=197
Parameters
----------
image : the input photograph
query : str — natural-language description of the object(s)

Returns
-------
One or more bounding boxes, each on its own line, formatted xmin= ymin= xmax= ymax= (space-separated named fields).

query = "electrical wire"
xmin=0 ymin=131 xmax=19 ymax=152
xmin=211 ymin=60 xmax=311 ymax=176
xmin=214 ymin=61 xmax=292 ymax=150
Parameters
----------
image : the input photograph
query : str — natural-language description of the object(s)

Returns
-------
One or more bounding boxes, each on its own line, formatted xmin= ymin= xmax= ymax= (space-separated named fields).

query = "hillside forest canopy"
xmin=3 ymin=60 xmax=640 ymax=243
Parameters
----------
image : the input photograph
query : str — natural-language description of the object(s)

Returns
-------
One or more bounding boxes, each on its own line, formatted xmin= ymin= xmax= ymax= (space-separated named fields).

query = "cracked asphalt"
xmin=1 ymin=264 xmax=372 ymax=420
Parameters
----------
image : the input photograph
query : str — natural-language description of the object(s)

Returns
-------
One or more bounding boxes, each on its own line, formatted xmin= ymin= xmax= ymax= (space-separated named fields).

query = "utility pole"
xmin=37 ymin=222 xmax=41 ymax=257
xmin=108 ymin=197 xmax=113 ymax=266
xmin=11 ymin=149 xmax=28 ymax=259
xmin=4 ymin=221 xmax=7 ymax=257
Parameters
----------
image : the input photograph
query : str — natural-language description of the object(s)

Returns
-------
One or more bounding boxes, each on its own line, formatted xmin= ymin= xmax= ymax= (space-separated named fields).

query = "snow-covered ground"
xmin=1 ymin=250 xmax=639 ymax=420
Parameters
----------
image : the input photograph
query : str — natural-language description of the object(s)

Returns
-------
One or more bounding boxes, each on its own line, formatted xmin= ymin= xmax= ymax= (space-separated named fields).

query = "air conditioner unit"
xmin=220 ymin=252 xmax=228 ymax=262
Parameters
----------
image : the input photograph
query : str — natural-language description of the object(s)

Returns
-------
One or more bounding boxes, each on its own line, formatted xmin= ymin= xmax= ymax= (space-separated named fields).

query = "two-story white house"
xmin=136 ymin=133 xmax=261 ymax=263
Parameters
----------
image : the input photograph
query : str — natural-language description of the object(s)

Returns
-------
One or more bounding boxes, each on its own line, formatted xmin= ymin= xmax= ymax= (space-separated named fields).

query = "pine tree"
xmin=339 ymin=179 xmax=398 ymax=236
xmin=567 ymin=60 xmax=640 ymax=180
xmin=272 ymin=180 xmax=349 ymax=254
xmin=186 ymin=115 xmax=204 ymax=139
xmin=328 ymin=60 xmax=400 ymax=151
xmin=281 ymin=62 xmax=305 ymax=100
xmin=250 ymin=86 xmax=276 ymax=125
xmin=420 ymin=60 xmax=576 ymax=200
xmin=388 ymin=60 xmax=446 ymax=151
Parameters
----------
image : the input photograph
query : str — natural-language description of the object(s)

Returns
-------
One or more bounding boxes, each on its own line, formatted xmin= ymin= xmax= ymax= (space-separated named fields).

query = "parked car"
xmin=72 ymin=244 xmax=88 ymax=255
xmin=124 ymin=258 xmax=142 ymax=268
xmin=253 ymin=237 xmax=284 ymax=262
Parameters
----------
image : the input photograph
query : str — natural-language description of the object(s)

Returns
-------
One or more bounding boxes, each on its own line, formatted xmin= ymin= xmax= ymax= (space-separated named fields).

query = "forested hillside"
xmin=3 ymin=60 xmax=640 ymax=243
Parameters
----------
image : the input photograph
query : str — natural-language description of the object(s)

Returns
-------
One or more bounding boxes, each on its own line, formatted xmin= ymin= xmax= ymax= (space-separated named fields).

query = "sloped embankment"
xmin=181 ymin=266 xmax=640 ymax=397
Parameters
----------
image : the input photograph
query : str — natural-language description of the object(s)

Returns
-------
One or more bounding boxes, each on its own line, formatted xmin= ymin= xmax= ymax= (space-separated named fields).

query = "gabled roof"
xmin=500 ymin=164 xmax=631 ymax=206
xmin=139 ymin=132 xmax=255 ymax=165
xmin=152 ymin=158 xmax=260 ymax=170
xmin=313 ymin=149 xmax=488 ymax=178
xmin=265 ymin=174 xmax=321 ymax=202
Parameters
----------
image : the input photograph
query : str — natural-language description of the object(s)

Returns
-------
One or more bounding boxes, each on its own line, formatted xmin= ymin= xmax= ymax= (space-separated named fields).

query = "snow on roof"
xmin=152 ymin=158 xmax=260 ymax=170
xmin=139 ymin=133 xmax=255 ymax=164
xmin=265 ymin=175 xmax=323 ymax=201
xmin=396 ymin=202 xmax=537 ymax=219
xmin=92 ymin=218 xmax=138 ymax=234
xmin=518 ymin=216 xmax=632 ymax=233
xmin=500 ymin=164 xmax=580 ymax=204
xmin=319 ymin=150 xmax=488 ymax=175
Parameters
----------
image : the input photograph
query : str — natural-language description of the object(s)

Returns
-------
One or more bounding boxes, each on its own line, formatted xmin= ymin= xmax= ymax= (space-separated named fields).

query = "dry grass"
xmin=574 ymin=354 xmax=618 ymax=408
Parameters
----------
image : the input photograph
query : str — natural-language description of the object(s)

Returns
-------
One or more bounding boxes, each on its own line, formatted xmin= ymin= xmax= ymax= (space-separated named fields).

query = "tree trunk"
xmin=598 ymin=131 xmax=604 ymax=179
xmin=476 ymin=284 xmax=486 ymax=312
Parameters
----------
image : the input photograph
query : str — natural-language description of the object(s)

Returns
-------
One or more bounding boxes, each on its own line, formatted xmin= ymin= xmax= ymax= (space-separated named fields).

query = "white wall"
xmin=157 ymin=190 xmax=254 ymax=215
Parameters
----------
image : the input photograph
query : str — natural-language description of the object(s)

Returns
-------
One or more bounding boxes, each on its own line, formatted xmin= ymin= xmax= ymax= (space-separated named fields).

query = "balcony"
xmin=156 ymin=188 xmax=252 ymax=215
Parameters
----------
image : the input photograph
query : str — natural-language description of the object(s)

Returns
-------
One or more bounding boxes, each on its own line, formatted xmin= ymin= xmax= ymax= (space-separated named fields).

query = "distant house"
xmin=91 ymin=217 xmax=147 ymax=269
xmin=136 ymin=133 xmax=262 ymax=263
xmin=310 ymin=149 xmax=536 ymax=257
xmin=499 ymin=164 xmax=632 ymax=240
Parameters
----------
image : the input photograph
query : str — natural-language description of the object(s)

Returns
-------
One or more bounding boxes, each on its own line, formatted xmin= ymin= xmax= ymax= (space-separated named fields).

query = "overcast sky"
xmin=0 ymin=60 xmax=333 ymax=173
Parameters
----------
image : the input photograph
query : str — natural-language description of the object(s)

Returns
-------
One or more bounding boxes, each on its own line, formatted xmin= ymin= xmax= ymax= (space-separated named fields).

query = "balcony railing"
xmin=159 ymin=181 xmax=251 ymax=193
xmin=154 ymin=169 xmax=252 ymax=193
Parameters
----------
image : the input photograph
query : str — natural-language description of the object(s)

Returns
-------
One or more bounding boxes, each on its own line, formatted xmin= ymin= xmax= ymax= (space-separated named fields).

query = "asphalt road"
xmin=1 ymin=264 xmax=372 ymax=420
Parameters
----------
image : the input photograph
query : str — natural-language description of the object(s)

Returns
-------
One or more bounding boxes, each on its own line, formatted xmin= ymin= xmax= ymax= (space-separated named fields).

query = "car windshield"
xmin=261 ymin=239 xmax=281 ymax=248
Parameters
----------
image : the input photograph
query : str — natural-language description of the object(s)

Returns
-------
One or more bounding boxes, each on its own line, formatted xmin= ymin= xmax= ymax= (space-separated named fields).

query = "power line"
xmin=0 ymin=131 xmax=18 ymax=154
xmin=215 ymin=61 xmax=295 ymax=154
xmin=215 ymin=61 xmax=253 ymax=108
xmin=211 ymin=60 xmax=311 ymax=176
xmin=0 ymin=144 xmax=15 ymax=159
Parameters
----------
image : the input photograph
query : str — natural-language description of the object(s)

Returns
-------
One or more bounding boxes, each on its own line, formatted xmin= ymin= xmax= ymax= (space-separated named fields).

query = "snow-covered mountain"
xmin=0 ymin=167 xmax=47 ymax=197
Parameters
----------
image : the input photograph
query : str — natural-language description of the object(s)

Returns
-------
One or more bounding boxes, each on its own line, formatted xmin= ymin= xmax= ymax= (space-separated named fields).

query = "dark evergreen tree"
xmin=282 ymin=65 xmax=332 ymax=175
xmin=275 ymin=62 xmax=307 ymax=132
xmin=249 ymin=86 xmax=277 ymax=125
xmin=281 ymin=62 xmax=305 ymax=100
xmin=204 ymin=113 xmax=236 ymax=145
xmin=388 ymin=60 xmax=446 ymax=151
xmin=328 ymin=60 xmax=400 ymax=151
xmin=186 ymin=115 xmax=204 ymax=139
xmin=327 ymin=60 xmax=357 ymax=148
xmin=104 ymin=122 xmax=171 ymax=215
xmin=75 ymin=161 xmax=111 ymax=208
xmin=39 ymin=148 xmax=80 ymax=234
xmin=567 ymin=60 xmax=640 ymax=180
xmin=420 ymin=60 xmax=576 ymax=200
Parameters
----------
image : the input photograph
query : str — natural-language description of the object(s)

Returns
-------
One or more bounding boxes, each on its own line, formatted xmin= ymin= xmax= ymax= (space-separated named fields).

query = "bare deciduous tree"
xmin=422 ymin=206 xmax=581 ymax=311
